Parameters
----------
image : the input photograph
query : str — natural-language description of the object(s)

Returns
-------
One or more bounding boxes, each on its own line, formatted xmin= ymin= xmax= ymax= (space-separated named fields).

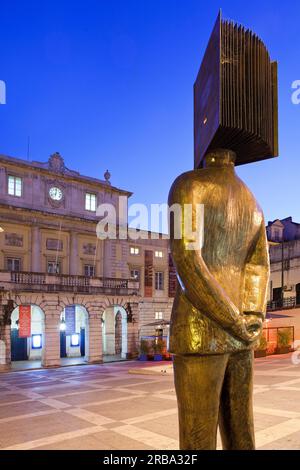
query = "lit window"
xmin=84 ymin=264 xmax=95 ymax=277
xmin=155 ymin=250 xmax=163 ymax=258
xmin=32 ymin=334 xmax=42 ymax=349
xmin=155 ymin=311 xmax=163 ymax=320
xmin=6 ymin=258 xmax=21 ymax=272
xmin=85 ymin=193 xmax=96 ymax=212
xmin=130 ymin=246 xmax=140 ymax=255
xmin=130 ymin=269 xmax=140 ymax=280
xmin=70 ymin=334 xmax=80 ymax=347
xmin=155 ymin=272 xmax=164 ymax=290
xmin=8 ymin=175 xmax=22 ymax=197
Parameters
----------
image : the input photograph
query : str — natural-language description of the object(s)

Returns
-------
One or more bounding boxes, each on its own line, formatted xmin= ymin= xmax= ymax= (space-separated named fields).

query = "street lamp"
xmin=60 ymin=318 xmax=66 ymax=331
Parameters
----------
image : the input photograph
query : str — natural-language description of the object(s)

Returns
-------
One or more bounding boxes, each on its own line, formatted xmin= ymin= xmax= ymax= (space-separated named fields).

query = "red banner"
xmin=144 ymin=250 xmax=153 ymax=297
xmin=19 ymin=305 xmax=31 ymax=338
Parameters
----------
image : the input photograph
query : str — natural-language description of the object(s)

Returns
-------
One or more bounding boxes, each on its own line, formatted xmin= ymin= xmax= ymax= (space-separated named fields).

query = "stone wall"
xmin=138 ymin=298 xmax=173 ymax=337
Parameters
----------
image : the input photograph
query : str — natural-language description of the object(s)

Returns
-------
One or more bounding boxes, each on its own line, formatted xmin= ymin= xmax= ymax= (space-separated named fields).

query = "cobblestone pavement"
xmin=0 ymin=353 xmax=300 ymax=450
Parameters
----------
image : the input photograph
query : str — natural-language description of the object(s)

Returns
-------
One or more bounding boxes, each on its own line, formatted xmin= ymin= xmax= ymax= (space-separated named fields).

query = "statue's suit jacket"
xmin=168 ymin=164 xmax=270 ymax=355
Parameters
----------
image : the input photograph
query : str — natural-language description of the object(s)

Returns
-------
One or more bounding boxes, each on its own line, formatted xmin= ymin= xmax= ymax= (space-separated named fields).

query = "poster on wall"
xmin=65 ymin=305 xmax=76 ymax=335
xmin=19 ymin=305 xmax=31 ymax=338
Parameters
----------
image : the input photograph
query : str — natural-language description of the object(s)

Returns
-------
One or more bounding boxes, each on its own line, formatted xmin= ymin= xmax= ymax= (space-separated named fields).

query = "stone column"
xmin=0 ymin=168 xmax=6 ymax=196
xmin=42 ymin=310 xmax=61 ymax=368
xmin=127 ymin=302 xmax=139 ymax=359
xmin=31 ymin=226 xmax=41 ymax=272
xmin=103 ymin=239 xmax=114 ymax=278
xmin=69 ymin=232 xmax=78 ymax=275
xmin=0 ymin=323 xmax=11 ymax=371
xmin=87 ymin=312 xmax=103 ymax=364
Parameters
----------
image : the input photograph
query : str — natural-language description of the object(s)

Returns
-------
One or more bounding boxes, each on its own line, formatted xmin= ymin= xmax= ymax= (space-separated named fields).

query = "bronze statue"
xmin=169 ymin=12 xmax=277 ymax=450
xmin=169 ymin=148 xmax=269 ymax=449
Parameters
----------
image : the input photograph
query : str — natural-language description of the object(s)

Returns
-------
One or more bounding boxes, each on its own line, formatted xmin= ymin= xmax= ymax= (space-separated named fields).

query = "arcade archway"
xmin=102 ymin=305 xmax=127 ymax=362
xmin=10 ymin=305 xmax=45 ymax=368
xmin=60 ymin=305 xmax=89 ymax=365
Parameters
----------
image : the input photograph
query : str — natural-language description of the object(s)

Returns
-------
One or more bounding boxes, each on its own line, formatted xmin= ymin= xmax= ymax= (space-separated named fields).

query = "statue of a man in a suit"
xmin=168 ymin=148 xmax=270 ymax=450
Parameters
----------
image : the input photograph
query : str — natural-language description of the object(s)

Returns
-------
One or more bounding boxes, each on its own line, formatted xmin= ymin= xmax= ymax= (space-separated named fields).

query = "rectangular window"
xmin=155 ymin=250 xmax=163 ymax=258
xmin=8 ymin=175 xmax=22 ymax=197
xmin=274 ymin=229 xmax=280 ymax=242
xmin=155 ymin=271 xmax=164 ymax=290
xmin=6 ymin=258 xmax=21 ymax=271
xmin=130 ymin=269 xmax=140 ymax=280
xmin=155 ymin=311 xmax=163 ymax=320
xmin=85 ymin=193 xmax=96 ymax=212
xmin=130 ymin=246 xmax=140 ymax=255
xmin=84 ymin=264 xmax=95 ymax=277
xmin=47 ymin=261 xmax=61 ymax=274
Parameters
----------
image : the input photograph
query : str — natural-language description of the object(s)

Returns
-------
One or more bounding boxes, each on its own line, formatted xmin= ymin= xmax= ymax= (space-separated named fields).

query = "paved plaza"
xmin=0 ymin=354 xmax=300 ymax=450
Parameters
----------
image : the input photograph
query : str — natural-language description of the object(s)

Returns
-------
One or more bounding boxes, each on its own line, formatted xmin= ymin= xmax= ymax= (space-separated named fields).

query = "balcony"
xmin=0 ymin=270 xmax=139 ymax=296
xmin=267 ymin=296 xmax=299 ymax=311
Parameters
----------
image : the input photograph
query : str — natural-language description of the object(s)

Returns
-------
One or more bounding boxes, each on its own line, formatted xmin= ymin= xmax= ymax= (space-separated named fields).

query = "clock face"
xmin=49 ymin=187 xmax=63 ymax=201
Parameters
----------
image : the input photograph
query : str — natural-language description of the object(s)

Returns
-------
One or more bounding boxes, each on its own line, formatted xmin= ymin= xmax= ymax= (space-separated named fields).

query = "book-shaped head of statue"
xmin=194 ymin=11 xmax=279 ymax=169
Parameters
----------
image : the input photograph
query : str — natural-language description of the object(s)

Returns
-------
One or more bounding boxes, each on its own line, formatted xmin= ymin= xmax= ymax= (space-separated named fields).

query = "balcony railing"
xmin=11 ymin=271 xmax=46 ymax=285
xmin=0 ymin=270 xmax=139 ymax=296
xmin=267 ymin=296 xmax=299 ymax=311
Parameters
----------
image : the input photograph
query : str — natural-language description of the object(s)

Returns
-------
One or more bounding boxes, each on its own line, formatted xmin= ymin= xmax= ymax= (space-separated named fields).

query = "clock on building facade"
xmin=47 ymin=183 xmax=65 ymax=207
xmin=49 ymin=187 xmax=63 ymax=201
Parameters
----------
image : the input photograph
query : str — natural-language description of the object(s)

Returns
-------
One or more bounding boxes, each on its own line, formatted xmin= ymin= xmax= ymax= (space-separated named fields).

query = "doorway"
xmin=60 ymin=305 xmax=89 ymax=364
xmin=10 ymin=305 xmax=45 ymax=368
xmin=102 ymin=305 xmax=128 ymax=362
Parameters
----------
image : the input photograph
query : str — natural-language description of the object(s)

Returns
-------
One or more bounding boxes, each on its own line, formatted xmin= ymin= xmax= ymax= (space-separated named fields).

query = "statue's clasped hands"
xmin=232 ymin=311 xmax=264 ymax=343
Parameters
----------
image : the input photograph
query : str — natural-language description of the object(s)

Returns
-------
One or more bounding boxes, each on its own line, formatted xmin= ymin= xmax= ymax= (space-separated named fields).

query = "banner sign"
xmin=19 ymin=305 xmax=31 ymax=338
xmin=65 ymin=305 xmax=76 ymax=335
xmin=144 ymin=250 xmax=153 ymax=297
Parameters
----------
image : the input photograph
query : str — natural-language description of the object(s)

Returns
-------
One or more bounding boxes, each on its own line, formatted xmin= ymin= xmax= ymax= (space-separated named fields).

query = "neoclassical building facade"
xmin=264 ymin=217 xmax=300 ymax=343
xmin=0 ymin=152 xmax=175 ymax=370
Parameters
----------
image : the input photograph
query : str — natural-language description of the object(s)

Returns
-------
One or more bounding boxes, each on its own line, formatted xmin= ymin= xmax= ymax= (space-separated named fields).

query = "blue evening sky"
xmin=1 ymin=0 xmax=299 ymax=230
